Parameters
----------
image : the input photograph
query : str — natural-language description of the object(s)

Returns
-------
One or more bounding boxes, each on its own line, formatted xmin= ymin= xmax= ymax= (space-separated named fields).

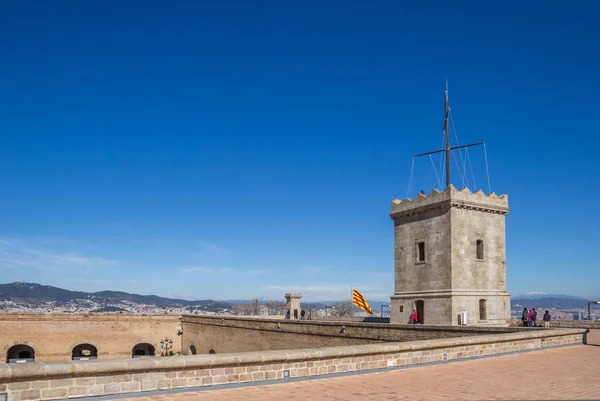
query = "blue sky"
xmin=1 ymin=1 xmax=599 ymax=302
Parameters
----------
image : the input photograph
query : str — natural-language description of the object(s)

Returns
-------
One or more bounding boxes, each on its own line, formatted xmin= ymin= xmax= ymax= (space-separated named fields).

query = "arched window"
xmin=132 ymin=343 xmax=155 ymax=358
xmin=7 ymin=345 xmax=35 ymax=363
xmin=476 ymin=240 xmax=484 ymax=260
xmin=208 ymin=348 xmax=216 ymax=354
xmin=72 ymin=344 xmax=98 ymax=360
xmin=479 ymin=299 xmax=487 ymax=321
xmin=189 ymin=345 xmax=197 ymax=355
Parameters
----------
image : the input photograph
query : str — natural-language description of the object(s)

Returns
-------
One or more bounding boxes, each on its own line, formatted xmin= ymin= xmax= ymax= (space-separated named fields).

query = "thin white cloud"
xmin=196 ymin=240 xmax=228 ymax=256
xmin=181 ymin=266 xmax=267 ymax=275
xmin=297 ymin=266 xmax=344 ymax=274
xmin=263 ymin=284 xmax=380 ymax=292
xmin=0 ymin=237 xmax=121 ymax=273
xmin=261 ymin=284 xmax=389 ymax=302
xmin=263 ymin=284 xmax=352 ymax=293
xmin=181 ymin=266 xmax=214 ymax=273
xmin=62 ymin=278 xmax=111 ymax=284
xmin=372 ymin=272 xmax=393 ymax=277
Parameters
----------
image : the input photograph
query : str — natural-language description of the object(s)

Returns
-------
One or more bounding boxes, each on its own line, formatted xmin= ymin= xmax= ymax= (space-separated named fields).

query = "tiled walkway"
xmin=123 ymin=330 xmax=600 ymax=401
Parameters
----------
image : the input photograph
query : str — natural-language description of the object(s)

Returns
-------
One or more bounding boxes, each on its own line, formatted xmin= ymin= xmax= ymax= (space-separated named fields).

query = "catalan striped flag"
xmin=352 ymin=288 xmax=374 ymax=314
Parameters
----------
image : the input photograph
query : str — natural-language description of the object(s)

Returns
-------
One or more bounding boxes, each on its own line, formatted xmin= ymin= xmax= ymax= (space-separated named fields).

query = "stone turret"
xmin=389 ymin=185 xmax=511 ymax=326
xmin=285 ymin=293 xmax=302 ymax=320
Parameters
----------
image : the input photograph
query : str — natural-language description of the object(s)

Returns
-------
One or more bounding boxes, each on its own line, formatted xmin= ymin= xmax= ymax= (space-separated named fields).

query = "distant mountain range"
xmin=0 ymin=282 xmax=594 ymax=313
xmin=512 ymin=293 xmax=586 ymax=300
xmin=0 ymin=282 xmax=233 ymax=312
xmin=511 ymin=294 xmax=592 ymax=309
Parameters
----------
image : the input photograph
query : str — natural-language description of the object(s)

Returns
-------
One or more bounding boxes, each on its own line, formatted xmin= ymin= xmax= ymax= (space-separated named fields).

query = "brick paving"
xmin=122 ymin=330 xmax=600 ymax=401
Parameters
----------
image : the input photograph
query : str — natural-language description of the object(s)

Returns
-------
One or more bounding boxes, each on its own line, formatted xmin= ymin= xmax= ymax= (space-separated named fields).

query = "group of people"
xmin=284 ymin=309 xmax=310 ymax=320
xmin=522 ymin=307 xmax=551 ymax=328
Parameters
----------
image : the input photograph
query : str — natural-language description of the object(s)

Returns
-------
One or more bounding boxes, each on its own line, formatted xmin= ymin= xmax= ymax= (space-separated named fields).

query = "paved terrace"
xmin=121 ymin=330 xmax=600 ymax=401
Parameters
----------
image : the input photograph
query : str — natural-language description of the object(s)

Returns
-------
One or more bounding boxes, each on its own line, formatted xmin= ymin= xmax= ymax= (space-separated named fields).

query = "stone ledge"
xmin=183 ymin=314 xmax=521 ymax=333
xmin=390 ymin=185 xmax=509 ymax=217
xmin=510 ymin=320 xmax=600 ymax=329
xmin=1 ymin=330 xmax=586 ymax=401
xmin=0 ymin=328 xmax=586 ymax=383
xmin=0 ymin=313 xmax=179 ymax=323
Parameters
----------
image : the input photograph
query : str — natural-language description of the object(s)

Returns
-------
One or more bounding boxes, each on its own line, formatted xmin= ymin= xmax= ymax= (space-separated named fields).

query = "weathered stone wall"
xmin=0 ymin=328 xmax=586 ymax=401
xmin=451 ymin=294 xmax=511 ymax=327
xmin=0 ymin=314 xmax=181 ymax=362
xmin=308 ymin=316 xmax=390 ymax=323
xmin=450 ymin=207 xmax=507 ymax=292
xmin=392 ymin=206 xmax=452 ymax=294
xmin=389 ymin=186 xmax=511 ymax=326
xmin=391 ymin=296 xmax=452 ymax=326
xmin=180 ymin=315 xmax=534 ymax=354
xmin=182 ymin=318 xmax=379 ymax=354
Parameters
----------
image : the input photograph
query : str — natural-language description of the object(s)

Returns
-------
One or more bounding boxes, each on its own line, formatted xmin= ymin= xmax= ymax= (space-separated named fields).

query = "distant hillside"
xmin=0 ymin=282 xmax=232 ymax=312
xmin=512 ymin=293 xmax=586 ymax=301
xmin=511 ymin=296 xmax=589 ymax=309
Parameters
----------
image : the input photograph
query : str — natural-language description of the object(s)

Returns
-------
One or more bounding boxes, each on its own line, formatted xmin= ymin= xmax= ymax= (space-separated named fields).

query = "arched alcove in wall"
xmin=72 ymin=343 xmax=98 ymax=360
xmin=6 ymin=344 xmax=35 ymax=363
xmin=132 ymin=343 xmax=155 ymax=357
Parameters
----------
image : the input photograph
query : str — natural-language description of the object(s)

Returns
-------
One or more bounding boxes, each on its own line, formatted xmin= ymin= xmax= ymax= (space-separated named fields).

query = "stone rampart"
xmin=0 ymin=328 xmax=586 ymax=401
xmin=510 ymin=319 xmax=600 ymax=329
xmin=0 ymin=314 xmax=181 ymax=362
xmin=181 ymin=315 xmax=543 ymax=354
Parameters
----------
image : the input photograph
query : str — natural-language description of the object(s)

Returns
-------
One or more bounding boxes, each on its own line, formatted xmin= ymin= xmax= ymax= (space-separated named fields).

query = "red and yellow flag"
xmin=352 ymin=288 xmax=374 ymax=314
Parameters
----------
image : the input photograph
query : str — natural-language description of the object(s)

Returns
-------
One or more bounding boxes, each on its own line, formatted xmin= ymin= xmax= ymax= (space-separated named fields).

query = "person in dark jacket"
xmin=543 ymin=310 xmax=551 ymax=328
xmin=522 ymin=308 xmax=529 ymax=327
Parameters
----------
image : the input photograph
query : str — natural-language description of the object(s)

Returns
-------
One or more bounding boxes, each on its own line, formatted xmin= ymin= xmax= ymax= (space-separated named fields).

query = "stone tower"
xmin=389 ymin=185 xmax=510 ymax=326
xmin=285 ymin=293 xmax=302 ymax=320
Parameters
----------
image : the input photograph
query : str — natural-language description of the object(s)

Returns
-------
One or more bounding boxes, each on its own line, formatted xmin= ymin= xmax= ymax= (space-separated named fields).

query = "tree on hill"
xmin=332 ymin=300 xmax=354 ymax=317
xmin=232 ymin=297 xmax=264 ymax=315
xmin=264 ymin=299 xmax=286 ymax=315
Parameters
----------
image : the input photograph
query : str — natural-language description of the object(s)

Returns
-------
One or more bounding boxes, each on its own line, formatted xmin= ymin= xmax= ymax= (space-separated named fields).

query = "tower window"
xmin=476 ymin=240 xmax=484 ymax=260
xmin=416 ymin=241 xmax=425 ymax=262
xmin=479 ymin=299 xmax=487 ymax=320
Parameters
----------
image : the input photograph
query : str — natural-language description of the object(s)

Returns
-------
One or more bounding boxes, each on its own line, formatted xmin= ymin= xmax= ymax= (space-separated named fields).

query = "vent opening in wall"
xmin=399 ymin=305 xmax=404 ymax=312
xmin=283 ymin=369 xmax=290 ymax=378
xmin=416 ymin=241 xmax=425 ymax=262
xmin=476 ymin=239 xmax=484 ymax=260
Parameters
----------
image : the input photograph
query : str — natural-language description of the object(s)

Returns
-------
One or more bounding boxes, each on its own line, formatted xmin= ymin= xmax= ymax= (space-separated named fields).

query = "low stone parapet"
xmin=0 ymin=328 xmax=586 ymax=401
xmin=510 ymin=319 xmax=600 ymax=329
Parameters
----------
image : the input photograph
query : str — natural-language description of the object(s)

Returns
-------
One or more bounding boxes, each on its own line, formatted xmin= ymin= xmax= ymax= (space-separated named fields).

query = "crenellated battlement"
xmin=390 ymin=185 xmax=509 ymax=218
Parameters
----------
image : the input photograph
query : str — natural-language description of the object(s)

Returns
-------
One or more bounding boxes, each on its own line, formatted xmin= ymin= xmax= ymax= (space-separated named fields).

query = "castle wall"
xmin=389 ymin=186 xmax=511 ymax=326
xmin=450 ymin=207 xmax=507 ymax=291
xmin=181 ymin=317 xmax=379 ymax=354
xmin=0 ymin=328 xmax=587 ymax=401
xmin=0 ymin=313 xmax=528 ymax=364
xmin=180 ymin=315 xmax=524 ymax=354
xmin=451 ymin=294 xmax=511 ymax=326
xmin=0 ymin=314 xmax=181 ymax=362
xmin=390 ymin=295 xmax=452 ymax=325
xmin=393 ymin=207 xmax=452 ymax=293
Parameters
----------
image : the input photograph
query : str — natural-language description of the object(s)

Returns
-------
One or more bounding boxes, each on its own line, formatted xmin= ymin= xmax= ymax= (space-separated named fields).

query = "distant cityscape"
xmin=1 ymin=281 xmax=598 ymax=321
